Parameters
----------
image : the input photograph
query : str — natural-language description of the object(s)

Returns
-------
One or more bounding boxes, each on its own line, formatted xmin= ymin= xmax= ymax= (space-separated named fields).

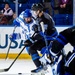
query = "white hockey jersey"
xmin=14 ymin=11 xmax=37 ymax=41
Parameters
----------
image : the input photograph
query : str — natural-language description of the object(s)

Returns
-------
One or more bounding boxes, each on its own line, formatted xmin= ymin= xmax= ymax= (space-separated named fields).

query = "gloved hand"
xmin=32 ymin=24 xmax=38 ymax=33
xmin=9 ymin=33 xmax=21 ymax=41
xmin=24 ymin=39 xmax=33 ymax=47
xmin=13 ymin=19 xmax=20 ymax=26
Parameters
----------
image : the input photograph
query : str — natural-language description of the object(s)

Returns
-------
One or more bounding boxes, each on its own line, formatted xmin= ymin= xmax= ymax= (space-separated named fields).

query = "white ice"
xmin=0 ymin=59 xmax=53 ymax=75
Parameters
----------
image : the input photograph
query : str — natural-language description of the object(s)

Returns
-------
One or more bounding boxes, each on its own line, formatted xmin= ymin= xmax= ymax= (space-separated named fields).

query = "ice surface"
xmin=0 ymin=59 xmax=53 ymax=75
xmin=0 ymin=59 xmax=36 ymax=75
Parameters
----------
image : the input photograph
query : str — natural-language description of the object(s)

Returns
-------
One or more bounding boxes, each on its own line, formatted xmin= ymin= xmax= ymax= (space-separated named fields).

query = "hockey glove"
xmin=9 ymin=33 xmax=21 ymax=41
xmin=32 ymin=32 xmax=44 ymax=41
xmin=24 ymin=39 xmax=33 ymax=47
xmin=32 ymin=24 xmax=38 ymax=33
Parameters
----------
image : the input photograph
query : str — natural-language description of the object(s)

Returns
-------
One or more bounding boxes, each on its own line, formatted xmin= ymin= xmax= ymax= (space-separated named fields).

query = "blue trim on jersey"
xmin=74 ymin=47 xmax=75 ymax=51
xmin=26 ymin=47 xmax=30 ymax=54
xmin=19 ymin=17 xmax=25 ymax=24
xmin=28 ymin=24 xmax=30 ymax=32
xmin=39 ymin=32 xmax=44 ymax=36
xmin=31 ymin=54 xmax=40 ymax=60
xmin=59 ymin=34 xmax=68 ymax=43
xmin=64 ymin=72 xmax=72 ymax=75
xmin=56 ymin=38 xmax=66 ymax=45
xmin=39 ymin=31 xmax=57 ymax=41
xmin=13 ymin=19 xmax=20 ymax=26
xmin=65 ymin=53 xmax=75 ymax=67
xmin=50 ymin=31 xmax=58 ymax=37
xmin=46 ymin=36 xmax=55 ymax=40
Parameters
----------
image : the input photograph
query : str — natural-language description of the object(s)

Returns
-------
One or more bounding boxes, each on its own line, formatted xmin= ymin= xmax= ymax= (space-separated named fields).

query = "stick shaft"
xmin=40 ymin=22 xmax=48 ymax=50
xmin=0 ymin=46 xmax=25 ymax=72
xmin=8 ymin=46 xmax=25 ymax=70
xmin=5 ymin=25 xmax=17 ymax=59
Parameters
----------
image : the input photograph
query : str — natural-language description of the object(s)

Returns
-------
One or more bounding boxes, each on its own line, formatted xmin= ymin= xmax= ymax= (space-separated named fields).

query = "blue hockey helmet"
xmin=23 ymin=9 xmax=32 ymax=18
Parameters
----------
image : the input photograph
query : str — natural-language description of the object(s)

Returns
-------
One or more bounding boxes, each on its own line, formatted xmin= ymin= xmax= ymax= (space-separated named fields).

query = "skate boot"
xmin=31 ymin=65 xmax=43 ymax=73
xmin=31 ymin=65 xmax=46 ymax=75
xmin=31 ymin=65 xmax=50 ymax=75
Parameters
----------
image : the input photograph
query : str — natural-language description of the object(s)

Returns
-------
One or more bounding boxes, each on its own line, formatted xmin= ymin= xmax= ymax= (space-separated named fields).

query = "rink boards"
xmin=0 ymin=26 xmax=73 ymax=59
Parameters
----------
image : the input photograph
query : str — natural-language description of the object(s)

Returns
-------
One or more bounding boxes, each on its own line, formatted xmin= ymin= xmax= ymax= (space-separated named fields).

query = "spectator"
xmin=0 ymin=2 xmax=14 ymax=25
xmin=59 ymin=0 xmax=73 ymax=14
xmin=0 ymin=11 xmax=8 ymax=25
xmin=52 ymin=0 xmax=73 ymax=25
xmin=52 ymin=0 xmax=73 ymax=14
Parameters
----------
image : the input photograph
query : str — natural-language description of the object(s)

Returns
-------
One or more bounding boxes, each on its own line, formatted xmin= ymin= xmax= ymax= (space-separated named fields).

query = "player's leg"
xmin=28 ymin=39 xmax=46 ymax=73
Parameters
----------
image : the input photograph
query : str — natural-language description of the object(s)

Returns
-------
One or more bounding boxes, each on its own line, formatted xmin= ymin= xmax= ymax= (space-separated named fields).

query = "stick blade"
xmin=0 ymin=68 xmax=9 ymax=72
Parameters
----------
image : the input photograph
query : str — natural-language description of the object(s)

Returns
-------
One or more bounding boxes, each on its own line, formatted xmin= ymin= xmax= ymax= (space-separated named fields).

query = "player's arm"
xmin=9 ymin=19 xmax=21 ymax=40
xmin=30 ymin=24 xmax=44 ymax=41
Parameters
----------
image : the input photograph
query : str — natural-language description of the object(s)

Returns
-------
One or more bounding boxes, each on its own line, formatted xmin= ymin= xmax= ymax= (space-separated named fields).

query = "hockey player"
xmin=27 ymin=3 xmax=58 ymax=73
xmin=49 ymin=26 xmax=75 ymax=75
xmin=11 ymin=9 xmax=40 ymax=54
xmin=10 ymin=8 xmax=50 ymax=74
xmin=11 ymin=6 xmax=58 ymax=73
xmin=10 ymin=8 xmax=53 ymax=74
xmin=12 ymin=9 xmax=38 ymax=41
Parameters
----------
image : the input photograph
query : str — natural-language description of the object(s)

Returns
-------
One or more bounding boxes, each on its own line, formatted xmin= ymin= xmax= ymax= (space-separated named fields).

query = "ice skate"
xmin=31 ymin=65 xmax=47 ymax=75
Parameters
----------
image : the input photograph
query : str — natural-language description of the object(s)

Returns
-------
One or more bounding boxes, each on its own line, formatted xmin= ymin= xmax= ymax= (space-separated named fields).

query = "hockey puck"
xmin=18 ymin=73 xmax=22 ymax=75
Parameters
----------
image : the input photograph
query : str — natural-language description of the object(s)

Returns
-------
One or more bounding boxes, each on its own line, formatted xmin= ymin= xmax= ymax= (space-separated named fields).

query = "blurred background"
xmin=0 ymin=0 xmax=73 ymax=26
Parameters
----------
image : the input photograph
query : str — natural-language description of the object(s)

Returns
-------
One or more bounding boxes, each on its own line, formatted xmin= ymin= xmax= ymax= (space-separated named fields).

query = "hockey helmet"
xmin=31 ymin=3 xmax=44 ymax=11
xmin=23 ymin=9 xmax=32 ymax=18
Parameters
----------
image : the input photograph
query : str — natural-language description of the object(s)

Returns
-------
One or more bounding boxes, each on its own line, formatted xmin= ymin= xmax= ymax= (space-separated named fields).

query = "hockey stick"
xmin=40 ymin=22 xmax=55 ymax=56
xmin=5 ymin=25 xmax=17 ymax=60
xmin=40 ymin=22 xmax=50 ymax=70
xmin=40 ymin=22 xmax=48 ymax=56
xmin=40 ymin=22 xmax=55 ymax=64
xmin=0 ymin=46 xmax=26 ymax=72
